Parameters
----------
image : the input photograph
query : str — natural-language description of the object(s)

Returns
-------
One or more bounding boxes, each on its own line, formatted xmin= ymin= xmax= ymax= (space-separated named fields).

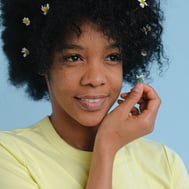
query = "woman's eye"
xmin=105 ymin=54 xmax=122 ymax=63
xmin=63 ymin=54 xmax=82 ymax=63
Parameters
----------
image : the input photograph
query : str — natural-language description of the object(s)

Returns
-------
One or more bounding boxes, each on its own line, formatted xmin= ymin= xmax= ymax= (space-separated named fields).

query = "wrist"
xmin=93 ymin=133 xmax=118 ymax=159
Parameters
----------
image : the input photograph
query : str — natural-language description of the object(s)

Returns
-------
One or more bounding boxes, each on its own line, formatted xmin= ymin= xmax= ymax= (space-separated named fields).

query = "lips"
xmin=75 ymin=96 xmax=108 ymax=111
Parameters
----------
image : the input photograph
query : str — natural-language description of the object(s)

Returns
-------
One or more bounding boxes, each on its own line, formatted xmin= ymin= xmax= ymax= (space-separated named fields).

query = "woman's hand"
xmin=86 ymin=83 xmax=161 ymax=189
xmin=95 ymin=83 xmax=161 ymax=154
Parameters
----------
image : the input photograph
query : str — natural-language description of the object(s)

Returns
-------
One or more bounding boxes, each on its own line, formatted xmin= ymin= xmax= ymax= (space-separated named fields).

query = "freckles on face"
xmin=47 ymin=22 xmax=123 ymax=127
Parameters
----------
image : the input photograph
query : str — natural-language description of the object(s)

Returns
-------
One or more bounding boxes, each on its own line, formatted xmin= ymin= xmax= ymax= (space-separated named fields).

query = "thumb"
xmin=117 ymin=83 xmax=143 ymax=115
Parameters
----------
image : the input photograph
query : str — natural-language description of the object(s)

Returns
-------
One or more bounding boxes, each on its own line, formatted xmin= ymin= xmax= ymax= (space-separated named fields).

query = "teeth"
xmin=81 ymin=98 xmax=100 ymax=103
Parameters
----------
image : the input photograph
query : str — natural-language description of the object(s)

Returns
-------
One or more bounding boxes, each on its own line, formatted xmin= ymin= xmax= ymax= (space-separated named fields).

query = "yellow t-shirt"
xmin=0 ymin=116 xmax=189 ymax=189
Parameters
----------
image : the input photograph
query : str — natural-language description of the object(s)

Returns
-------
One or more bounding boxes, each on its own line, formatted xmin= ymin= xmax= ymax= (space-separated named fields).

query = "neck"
xmin=50 ymin=113 xmax=98 ymax=152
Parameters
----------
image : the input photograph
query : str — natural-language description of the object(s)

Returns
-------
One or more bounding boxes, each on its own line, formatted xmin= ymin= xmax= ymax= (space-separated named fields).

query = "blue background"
xmin=0 ymin=1 xmax=188 ymax=171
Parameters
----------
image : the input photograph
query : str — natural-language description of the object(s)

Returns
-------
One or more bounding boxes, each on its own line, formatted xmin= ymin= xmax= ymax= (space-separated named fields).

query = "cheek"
xmin=48 ymin=69 xmax=75 ymax=89
xmin=48 ymin=79 xmax=70 ymax=98
xmin=113 ymin=79 xmax=122 ymax=99
xmin=110 ymin=66 xmax=123 ymax=89
xmin=48 ymin=71 xmax=81 ymax=107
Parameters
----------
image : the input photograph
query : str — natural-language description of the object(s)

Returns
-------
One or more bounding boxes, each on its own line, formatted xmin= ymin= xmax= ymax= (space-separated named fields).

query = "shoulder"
xmin=0 ymin=116 xmax=49 ymax=137
xmin=113 ymin=138 xmax=189 ymax=188
xmin=126 ymin=137 xmax=177 ymax=155
xmin=124 ymin=137 xmax=184 ymax=164
xmin=0 ymin=116 xmax=50 ymax=154
xmin=119 ymin=138 xmax=189 ymax=181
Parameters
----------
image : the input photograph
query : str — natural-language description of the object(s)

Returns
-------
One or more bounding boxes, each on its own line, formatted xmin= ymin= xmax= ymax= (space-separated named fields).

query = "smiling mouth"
xmin=75 ymin=96 xmax=108 ymax=111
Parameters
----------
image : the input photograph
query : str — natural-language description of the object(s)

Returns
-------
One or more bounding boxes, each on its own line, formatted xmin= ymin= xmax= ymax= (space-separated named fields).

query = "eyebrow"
xmin=62 ymin=44 xmax=83 ymax=50
xmin=62 ymin=42 xmax=120 ymax=50
xmin=107 ymin=42 xmax=120 ymax=49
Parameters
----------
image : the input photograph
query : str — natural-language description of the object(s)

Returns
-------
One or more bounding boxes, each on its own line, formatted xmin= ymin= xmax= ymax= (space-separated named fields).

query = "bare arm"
xmin=86 ymin=83 xmax=161 ymax=189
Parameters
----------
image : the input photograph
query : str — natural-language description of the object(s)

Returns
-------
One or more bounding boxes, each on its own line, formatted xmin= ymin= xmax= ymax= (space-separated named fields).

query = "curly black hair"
xmin=0 ymin=0 xmax=167 ymax=100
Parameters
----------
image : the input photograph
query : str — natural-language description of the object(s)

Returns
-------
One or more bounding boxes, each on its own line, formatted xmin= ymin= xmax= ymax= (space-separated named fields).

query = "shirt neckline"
xmin=38 ymin=116 xmax=92 ymax=164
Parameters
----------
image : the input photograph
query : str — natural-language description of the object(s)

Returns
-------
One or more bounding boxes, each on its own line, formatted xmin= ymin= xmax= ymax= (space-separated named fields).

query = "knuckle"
xmin=155 ymin=97 xmax=161 ymax=109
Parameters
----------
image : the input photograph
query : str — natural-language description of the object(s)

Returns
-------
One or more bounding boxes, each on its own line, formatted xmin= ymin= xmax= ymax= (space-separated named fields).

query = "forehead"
xmin=64 ymin=21 xmax=116 ymax=46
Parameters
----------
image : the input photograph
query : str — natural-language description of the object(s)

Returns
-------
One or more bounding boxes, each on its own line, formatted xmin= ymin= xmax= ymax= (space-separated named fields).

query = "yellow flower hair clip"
xmin=22 ymin=17 xmax=30 ymax=26
xmin=21 ymin=47 xmax=30 ymax=58
xmin=138 ymin=0 xmax=148 ymax=8
xmin=41 ymin=3 xmax=50 ymax=15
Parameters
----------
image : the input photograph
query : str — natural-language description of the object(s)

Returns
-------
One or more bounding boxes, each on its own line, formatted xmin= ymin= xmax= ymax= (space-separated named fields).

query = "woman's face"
xmin=47 ymin=22 xmax=123 ymax=127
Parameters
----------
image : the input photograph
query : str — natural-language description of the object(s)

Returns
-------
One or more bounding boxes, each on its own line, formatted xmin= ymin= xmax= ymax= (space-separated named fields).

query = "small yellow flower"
xmin=21 ymin=47 xmax=30 ymax=57
xmin=136 ymin=74 xmax=145 ymax=83
xmin=138 ymin=0 xmax=148 ymax=8
xmin=22 ymin=17 xmax=30 ymax=26
xmin=141 ymin=49 xmax=147 ymax=57
xmin=41 ymin=3 xmax=50 ymax=15
xmin=142 ymin=24 xmax=151 ymax=35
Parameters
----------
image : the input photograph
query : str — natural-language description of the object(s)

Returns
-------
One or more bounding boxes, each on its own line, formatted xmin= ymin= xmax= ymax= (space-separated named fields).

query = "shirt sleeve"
xmin=163 ymin=146 xmax=189 ymax=189
xmin=0 ymin=143 xmax=39 ymax=189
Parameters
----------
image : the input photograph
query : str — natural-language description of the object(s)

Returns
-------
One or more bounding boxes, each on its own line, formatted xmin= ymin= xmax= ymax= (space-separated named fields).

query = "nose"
xmin=80 ymin=61 xmax=106 ymax=87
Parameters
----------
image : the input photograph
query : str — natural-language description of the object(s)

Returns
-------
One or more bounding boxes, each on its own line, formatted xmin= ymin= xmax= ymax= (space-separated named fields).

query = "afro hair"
xmin=0 ymin=0 xmax=167 ymax=100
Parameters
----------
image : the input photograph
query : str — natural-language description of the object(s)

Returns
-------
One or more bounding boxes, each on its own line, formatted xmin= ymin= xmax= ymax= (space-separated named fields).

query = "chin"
xmin=76 ymin=112 xmax=106 ymax=128
xmin=79 ymin=118 xmax=103 ymax=128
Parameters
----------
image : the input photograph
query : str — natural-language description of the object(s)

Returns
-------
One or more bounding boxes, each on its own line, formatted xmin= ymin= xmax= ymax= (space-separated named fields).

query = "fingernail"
xmin=133 ymin=83 xmax=143 ymax=93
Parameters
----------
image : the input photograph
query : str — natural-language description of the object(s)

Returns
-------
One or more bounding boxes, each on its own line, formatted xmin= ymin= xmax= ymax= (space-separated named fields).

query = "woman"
xmin=0 ymin=0 xmax=189 ymax=188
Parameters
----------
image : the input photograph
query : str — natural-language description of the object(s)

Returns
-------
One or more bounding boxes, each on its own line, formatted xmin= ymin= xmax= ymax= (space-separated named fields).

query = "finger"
xmin=143 ymin=85 xmax=161 ymax=110
xmin=116 ymin=83 xmax=144 ymax=116
xmin=121 ymin=92 xmax=148 ymax=113
xmin=137 ymin=97 xmax=148 ymax=112
xmin=120 ymin=93 xmax=128 ymax=99
xmin=138 ymin=85 xmax=161 ymax=119
xmin=118 ymin=99 xmax=140 ymax=116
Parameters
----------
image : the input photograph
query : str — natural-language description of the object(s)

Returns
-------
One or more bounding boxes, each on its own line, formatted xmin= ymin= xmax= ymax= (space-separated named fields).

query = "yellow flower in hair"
xmin=136 ymin=74 xmax=145 ymax=83
xmin=138 ymin=0 xmax=148 ymax=8
xmin=142 ymin=24 xmax=151 ymax=35
xmin=41 ymin=3 xmax=50 ymax=15
xmin=21 ymin=47 xmax=30 ymax=57
xmin=22 ymin=17 xmax=30 ymax=26
xmin=141 ymin=49 xmax=147 ymax=57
